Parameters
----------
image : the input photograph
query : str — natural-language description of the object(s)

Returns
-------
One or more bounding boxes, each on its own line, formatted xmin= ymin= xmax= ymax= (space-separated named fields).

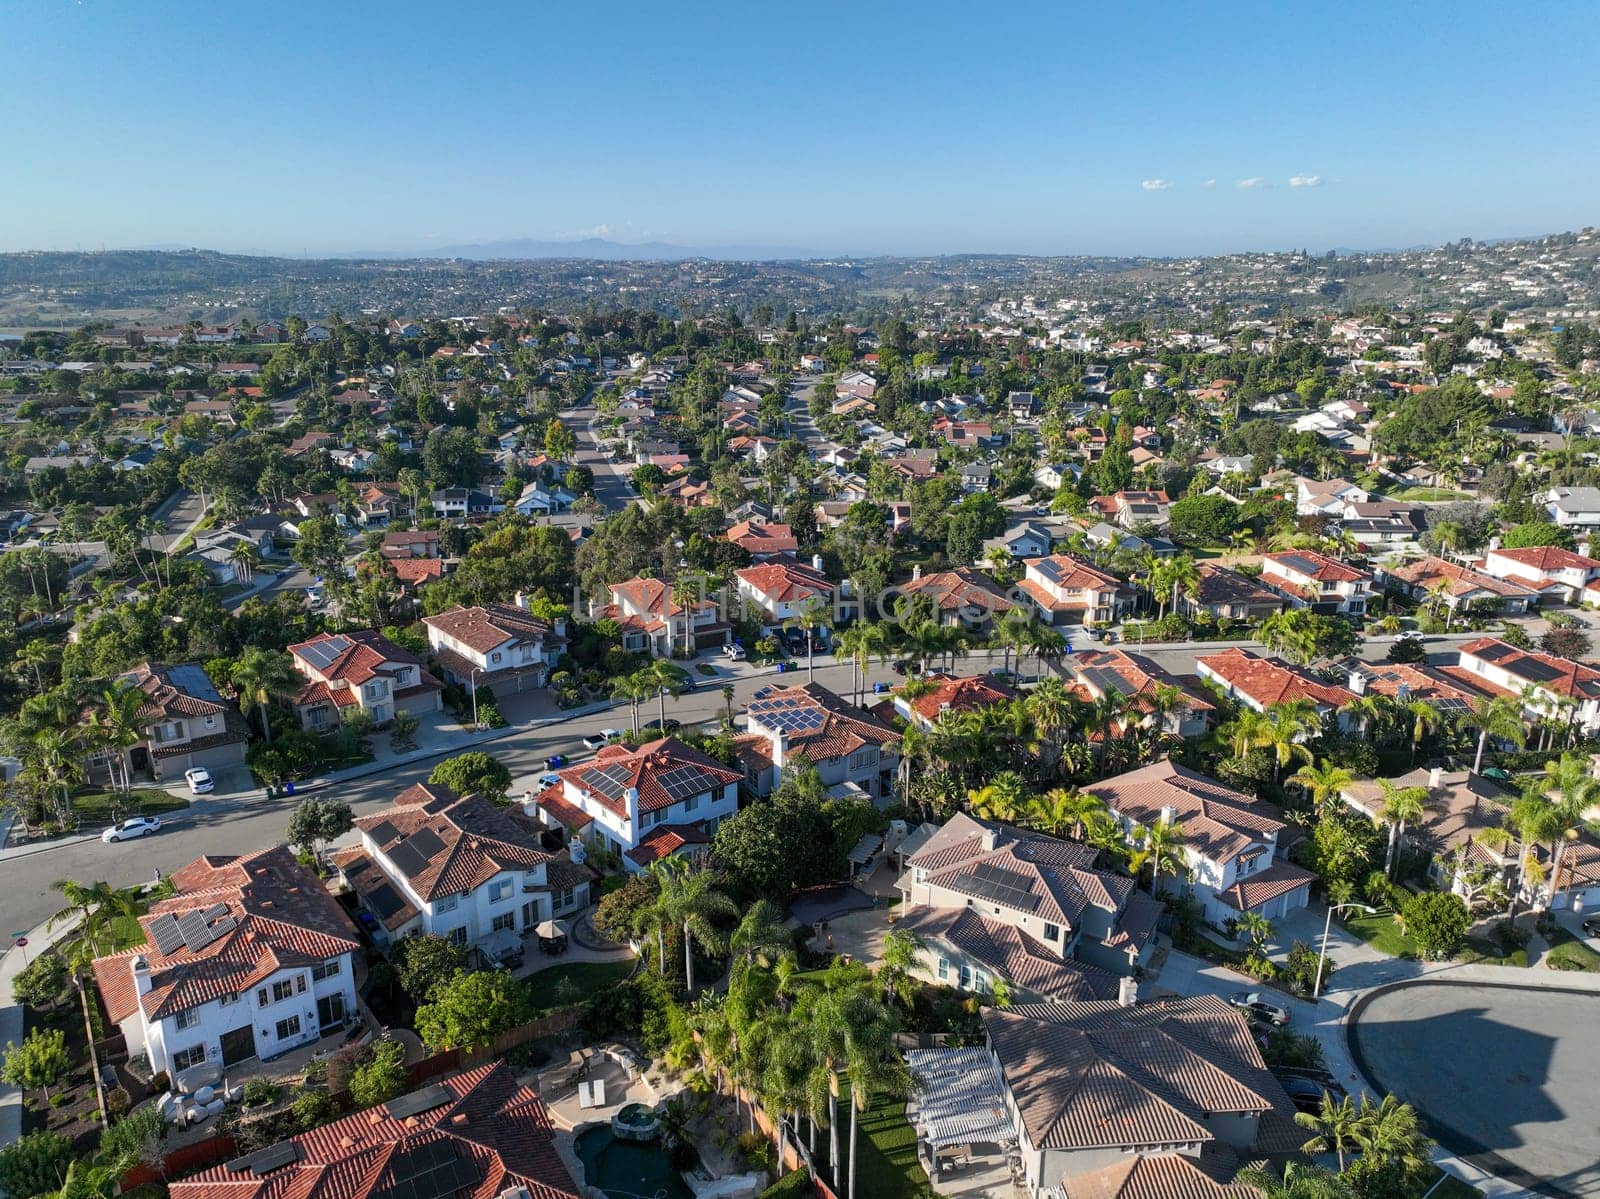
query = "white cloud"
xmin=1235 ymin=177 xmax=1271 ymax=189
xmin=1288 ymin=174 xmax=1325 ymax=188
xmin=1201 ymin=179 xmax=1217 ymax=189
xmin=1140 ymin=179 xmax=1175 ymax=191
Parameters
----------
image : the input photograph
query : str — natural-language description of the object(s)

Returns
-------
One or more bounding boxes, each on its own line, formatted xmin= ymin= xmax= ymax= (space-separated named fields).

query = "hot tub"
xmin=611 ymin=1101 xmax=661 ymax=1142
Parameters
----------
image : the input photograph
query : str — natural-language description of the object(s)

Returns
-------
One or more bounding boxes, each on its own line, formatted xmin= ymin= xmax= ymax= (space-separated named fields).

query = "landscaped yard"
xmin=852 ymin=1095 xmax=923 ymax=1199
xmin=1420 ymin=1164 xmax=1484 ymax=1198
xmin=1544 ymin=924 xmax=1600 ymax=972
xmin=1344 ymin=910 xmax=1420 ymax=959
xmin=527 ymin=959 xmax=635 ymax=1010
xmin=1387 ymin=486 xmax=1473 ymax=502
xmin=71 ymin=788 xmax=189 ymax=826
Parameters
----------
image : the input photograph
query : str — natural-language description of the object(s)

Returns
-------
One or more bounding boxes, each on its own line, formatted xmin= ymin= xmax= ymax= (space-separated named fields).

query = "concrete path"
xmin=0 ymin=911 xmax=84 ymax=1147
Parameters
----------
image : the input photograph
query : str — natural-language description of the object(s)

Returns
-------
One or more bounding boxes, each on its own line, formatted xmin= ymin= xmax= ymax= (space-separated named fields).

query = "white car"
xmin=723 ymin=643 xmax=747 ymax=660
xmin=184 ymin=767 xmax=215 ymax=794
xmin=102 ymin=816 xmax=162 ymax=843
xmin=581 ymin=728 xmax=623 ymax=750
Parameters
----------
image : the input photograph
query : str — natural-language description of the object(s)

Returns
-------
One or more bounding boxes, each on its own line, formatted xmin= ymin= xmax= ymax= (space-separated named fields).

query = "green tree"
xmin=285 ymin=797 xmax=354 ymax=856
xmin=654 ymin=858 xmax=737 ymax=992
xmin=1460 ymin=694 xmax=1526 ymax=775
xmin=543 ymin=419 xmax=578 ymax=463
xmin=783 ymin=597 xmax=832 ymax=683
xmin=1129 ymin=817 xmax=1187 ymax=893
xmin=1295 ymin=1092 xmax=1364 ymax=1171
xmin=230 ymin=648 xmax=299 ymax=744
xmin=1168 ymin=494 xmax=1238 ymax=544
xmin=428 ymin=751 xmax=512 ymax=803
xmin=0 ymin=1131 xmax=73 ymax=1199
xmin=1501 ymin=521 xmax=1573 ymax=550
xmin=1373 ymin=779 xmax=1435 ymax=878
xmin=1400 ymin=891 xmax=1470 ymax=959
xmin=1 ymin=1027 xmax=69 ymax=1101
xmin=415 ymin=969 xmax=533 ymax=1051
xmin=11 ymin=952 xmax=69 ymax=1011
xmin=1236 ymin=1161 xmax=1355 ymax=1199
xmin=349 ymin=1038 xmax=408 ymax=1108
xmin=393 ymin=933 xmax=469 ymax=1004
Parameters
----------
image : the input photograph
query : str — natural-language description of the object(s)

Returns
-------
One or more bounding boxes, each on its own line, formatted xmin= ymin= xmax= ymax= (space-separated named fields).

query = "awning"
xmin=535 ymin=919 xmax=570 ymax=940
xmin=848 ymin=833 xmax=884 ymax=866
xmin=907 ymin=1047 xmax=1015 ymax=1150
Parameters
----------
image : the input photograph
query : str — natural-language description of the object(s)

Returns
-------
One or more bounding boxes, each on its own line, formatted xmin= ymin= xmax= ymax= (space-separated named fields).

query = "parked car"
xmin=581 ymin=732 xmax=611 ymax=750
xmin=1279 ymin=1075 xmax=1344 ymax=1114
xmin=1227 ymin=992 xmax=1291 ymax=1026
xmin=723 ymin=643 xmax=747 ymax=660
xmin=102 ymin=816 xmax=162 ymax=843
xmin=537 ymin=772 xmax=562 ymax=788
xmin=184 ymin=767 xmax=215 ymax=794
xmin=642 ymin=718 xmax=682 ymax=735
xmin=1582 ymin=917 xmax=1600 ymax=937
xmin=873 ymin=682 xmax=893 ymax=694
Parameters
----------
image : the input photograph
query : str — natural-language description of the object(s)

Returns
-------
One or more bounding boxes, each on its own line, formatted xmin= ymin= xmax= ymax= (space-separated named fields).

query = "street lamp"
xmin=1314 ymin=901 xmax=1376 ymax=999
xmin=470 ymin=666 xmax=485 ymax=730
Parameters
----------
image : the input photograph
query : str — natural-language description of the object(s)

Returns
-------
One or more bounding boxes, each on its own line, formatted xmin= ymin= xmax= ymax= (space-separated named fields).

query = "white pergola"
xmin=907 ymin=1047 xmax=1016 ymax=1150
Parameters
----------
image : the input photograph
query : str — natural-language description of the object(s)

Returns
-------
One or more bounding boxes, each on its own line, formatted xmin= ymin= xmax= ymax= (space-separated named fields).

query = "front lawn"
xmin=1420 ymin=1165 xmax=1483 ymax=1198
xmin=1543 ymin=924 xmax=1600 ymax=972
xmin=852 ymin=1095 xmax=924 ymax=1199
xmin=527 ymin=958 xmax=634 ymax=1010
xmin=1387 ymin=486 xmax=1473 ymax=502
xmin=1344 ymin=911 xmax=1420 ymax=959
xmin=71 ymin=788 xmax=190 ymax=826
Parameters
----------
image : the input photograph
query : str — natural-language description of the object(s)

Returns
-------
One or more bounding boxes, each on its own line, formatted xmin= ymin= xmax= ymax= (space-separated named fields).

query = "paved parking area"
xmin=1350 ymin=981 xmax=1600 ymax=1198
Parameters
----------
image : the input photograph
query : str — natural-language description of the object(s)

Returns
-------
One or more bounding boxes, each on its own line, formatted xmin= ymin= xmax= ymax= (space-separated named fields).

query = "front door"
xmin=220 ymin=1025 xmax=256 ymax=1067
xmin=316 ymin=993 xmax=346 ymax=1031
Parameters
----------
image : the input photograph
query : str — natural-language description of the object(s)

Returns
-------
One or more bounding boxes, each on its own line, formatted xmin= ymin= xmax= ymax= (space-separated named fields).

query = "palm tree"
xmin=611 ymin=670 xmax=653 ymax=737
xmin=834 ymin=623 xmax=889 ymax=707
xmin=1129 ymin=817 xmax=1186 ymax=893
xmin=633 ymin=868 xmax=675 ymax=975
xmin=1236 ymin=1162 xmax=1355 ymax=1199
xmin=1024 ymin=677 xmax=1076 ymax=777
xmin=877 ymin=926 xmax=922 ymax=1009
xmin=1219 ymin=708 xmax=1274 ymax=765
xmin=728 ymin=900 xmax=793 ymax=980
xmin=230 ymin=648 xmax=298 ymax=744
xmin=1288 ymin=759 xmax=1355 ymax=813
xmin=90 ymin=683 xmax=147 ymax=795
xmin=1237 ymin=910 xmax=1273 ymax=955
xmin=644 ymin=659 xmax=690 ymax=733
xmin=49 ymin=878 xmax=142 ymax=968
xmin=1338 ymin=692 xmax=1390 ymax=738
xmin=670 ymin=574 xmax=700 ymax=659
xmin=1263 ymin=699 xmax=1319 ymax=781
xmin=657 ymin=858 xmax=736 ymax=993
xmin=1352 ymin=1094 xmax=1431 ymax=1173
xmin=1460 ymin=694 xmax=1527 ymax=775
xmin=1374 ymin=778 xmax=1437 ymax=879
xmin=840 ymin=1000 xmax=909 ymax=1199
xmin=1403 ymin=698 xmax=1440 ymax=763
xmin=784 ymin=597 xmax=833 ymax=683
xmin=720 ymin=684 xmax=736 ymax=728
xmin=966 ymin=771 xmax=1028 ymax=823
xmin=14 ymin=639 xmax=56 ymax=695
xmin=1023 ymin=786 xmax=1106 ymax=841
xmin=229 ymin=539 xmax=261 ymax=584
xmin=23 ymin=726 xmax=85 ymax=828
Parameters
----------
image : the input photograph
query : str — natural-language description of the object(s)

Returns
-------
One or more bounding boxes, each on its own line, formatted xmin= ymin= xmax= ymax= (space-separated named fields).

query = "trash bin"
xmin=284 ymin=780 xmax=295 ymax=796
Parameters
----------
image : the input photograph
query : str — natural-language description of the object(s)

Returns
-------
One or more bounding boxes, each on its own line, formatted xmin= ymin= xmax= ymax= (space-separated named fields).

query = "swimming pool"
xmin=574 ymin=1126 xmax=693 ymax=1199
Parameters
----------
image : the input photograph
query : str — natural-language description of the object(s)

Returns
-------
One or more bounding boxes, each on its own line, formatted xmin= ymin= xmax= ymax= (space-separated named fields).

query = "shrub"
xmin=1261 ymin=1029 xmax=1326 ymax=1071
xmin=242 ymin=1078 xmax=279 ymax=1108
xmin=1401 ymin=891 xmax=1471 ymax=960
xmin=105 ymin=1087 xmax=131 ymax=1119
xmin=149 ymin=1071 xmax=170 ymax=1094
xmin=292 ymin=1091 xmax=338 ymax=1132
xmin=0 ymin=1131 xmax=73 ymax=1199
xmin=349 ymin=1040 xmax=407 ymax=1109
xmin=11 ymin=953 xmax=70 ymax=1011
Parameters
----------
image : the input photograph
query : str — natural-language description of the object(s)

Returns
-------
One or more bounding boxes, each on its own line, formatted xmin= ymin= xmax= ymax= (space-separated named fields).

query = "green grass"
xmin=1420 ymin=1164 xmax=1484 ymax=1198
xmin=1543 ymin=924 xmax=1600 ymax=972
xmin=526 ymin=959 xmax=634 ymax=1010
xmin=1387 ymin=486 xmax=1473 ymax=502
xmin=852 ymin=1095 xmax=924 ymax=1199
xmin=1459 ymin=936 xmax=1529 ymax=968
xmin=1344 ymin=911 xmax=1421 ymax=959
xmin=70 ymin=789 xmax=189 ymax=825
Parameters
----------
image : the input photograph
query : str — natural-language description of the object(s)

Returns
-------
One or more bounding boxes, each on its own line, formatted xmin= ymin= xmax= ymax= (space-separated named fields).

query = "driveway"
xmin=1351 ymin=981 xmax=1600 ymax=1198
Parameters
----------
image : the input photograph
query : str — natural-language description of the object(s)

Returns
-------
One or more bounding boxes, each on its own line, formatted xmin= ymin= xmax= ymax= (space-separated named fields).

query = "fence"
xmin=123 ymin=1133 xmax=238 ymax=1190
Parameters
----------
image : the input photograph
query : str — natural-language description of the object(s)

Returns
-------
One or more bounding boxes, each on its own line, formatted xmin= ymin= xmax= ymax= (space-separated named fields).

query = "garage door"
xmin=220 ymin=1025 xmax=256 ymax=1067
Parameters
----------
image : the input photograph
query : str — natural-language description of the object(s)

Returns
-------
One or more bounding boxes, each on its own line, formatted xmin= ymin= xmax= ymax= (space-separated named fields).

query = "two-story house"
xmin=590 ymin=576 xmax=732 ymax=658
xmin=288 ymin=630 xmax=443 ymax=731
xmin=1016 ymin=554 xmax=1131 ymax=626
xmin=733 ymin=682 xmax=900 ymax=802
xmin=1196 ymin=648 xmax=1356 ymax=728
xmin=1294 ymin=476 xmax=1369 ymax=517
xmin=1064 ymin=649 xmax=1215 ymax=737
xmin=1109 ymin=490 xmax=1170 ymax=530
xmin=422 ymin=599 xmax=565 ymax=693
xmin=89 ymin=662 xmax=249 ymax=785
xmin=91 ymin=846 xmax=360 ymax=1079
xmin=1261 ymin=549 xmax=1371 ymax=616
xmin=1381 ymin=556 xmax=1539 ymax=615
xmin=735 ymin=558 xmax=848 ymax=628
xmin=896 ymin=813 xmax=1162 ymax=1000
xmin=896 ymin=565 xmax=1014 ymax=631
xmin=722 ymin=520 xmax=798 ymax=560
xmin=892 ymin=673 xmax=1019 ymax=732
xmin=1089 ymin=760 xmax=1314 ymax=924
xmin=1444 ymin=637 xmax=1600 ymax=737
xmin=1542 ymin=486 xmax=1600 ymax=532
xmin=1479 ymin=545 xmax=1600 ymax=603
xmin=429 ymin=487 xmax=502 ymax=520
xmin=1180 ymin=563 xmax=1285 ymax=623
xmin=530 ymin=737 xmax=742 ymax=871
xmin=331 ymin=783 xmax=593 ymax=954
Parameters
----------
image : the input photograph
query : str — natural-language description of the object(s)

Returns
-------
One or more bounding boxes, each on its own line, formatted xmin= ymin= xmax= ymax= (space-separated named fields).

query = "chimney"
xmin=1348 ymin=669 xmax=1367 ymax=695
xmin=1429 ymin=766 xmax=1443 ymax=789
xmin=1160 ymin=805 xmax=1176 ymax=828
xmin=513 ymin=590 xmax=529 ymax=612
xmin=911 ymin=563 xmax=922 ymax=582
xmin=624 ymin=786 xmax=640 ymax=815
xmin=1396 ymin=683 xmax=1410 ymax=702
xmin=981 ymin=826 xmax=999 ymax=851
xmin=132 ymin=956 xmax=152 ymax=996
xmin=812 ymin=553 xmax=825 ymax=573
xmin=1118 ymin=976 xmax=1139 ymax=1008
xmin=1582 ymin=541 xmax=1592 ymax=559
xmin=773 ymin=730 xmax=788 ymax=769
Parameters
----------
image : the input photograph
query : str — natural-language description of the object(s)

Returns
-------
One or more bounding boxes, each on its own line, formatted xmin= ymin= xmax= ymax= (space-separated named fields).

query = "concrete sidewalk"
xmin=0 ymin=909 xmax=85 ymax=1147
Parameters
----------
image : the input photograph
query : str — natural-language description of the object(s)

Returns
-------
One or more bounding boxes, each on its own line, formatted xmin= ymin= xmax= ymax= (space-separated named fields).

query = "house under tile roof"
xmin=898 ymin=567 xmax=1014 ymax=616
xmin=1086 ymin=760 xmax=1288 ymax=866
xmin=422 ymin=603 xmax=557 ymax=656
xmin=899 ymin=672 xmax=1019 ymax=724
xmin=1197 ymin=647 xmax=1357 ymax=710
xmin=744 ymin=681 xmax=900 ymax=763
xmin=557 ymin=737 xmax=742 ymax=818
xmin=169 ymin=1062 xmax=579 ymax=1199
xmin=723 ymin=520 xmax=798 ymax=557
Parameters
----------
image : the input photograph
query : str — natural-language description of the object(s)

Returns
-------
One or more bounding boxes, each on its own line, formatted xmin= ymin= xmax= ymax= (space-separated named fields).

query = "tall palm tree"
xmin=1288 ymin=759 xmax=1355 ymax=813
xmin=670 ymin=573 xmax=701 ymax=659
xmin=645 ymin=659 xmax=690 ymax=733
xmin=1129 ymin=817 xmax=1186 ymax=893
xmin=1460 ymin=694 xmax=1527 ymax=775
xmin=1294 ymin=1092 xmax=1364 ymax=1171
xmin=1024 ymin=677 xmax=1076 ymax=777
xmin=230 ymin=648 xmax=298 ymax=744
xmin=966 ymin=771 xmax=1028 ymax=824
xmin=1338 ymin=692 xmax=1391 ymax=739
xmin=229 ymin=539 xmax=261 ymax=584
xmin=784 ymin=597 xmax=833 ymax=683
xmin=1403 ymin=698 xmax=1440 ymax=763
xmin=1264 ymin=699 xmax=1319 ymax=781
xmin=1352 ymin=1094 xmax=1431 ymax=1173
xmin=840 ymin=999 xmax=909 ymax=1199
xmin=23 ymin=726 xmax=85 ymax=828
xmin=611 ymin=670 xmax=653 ymax=737
xmin=1023 ymin=786 xmax=1106 ymax=841
xmin=1236 ymin=1162 xmax=1355 ymax=1199
xmin=49 ymin=879 xmax=142 ymax=968
xmin=656 ymin=858 xmax=736 ymax=992
xmin=729 ymin=900 xmax=793 ymax=976
xmin=1374 ymin=778 xmax=1437 ymax=879
xmin=1218 ymin=708 xmax=1275 ymax=765
xmin=14 ymin=639 xmax=56 ymax=695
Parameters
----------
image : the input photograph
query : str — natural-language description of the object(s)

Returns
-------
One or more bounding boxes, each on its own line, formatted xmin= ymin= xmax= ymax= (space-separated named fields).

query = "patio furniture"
xmin=535 ymin=918 xmax=570 ymax=955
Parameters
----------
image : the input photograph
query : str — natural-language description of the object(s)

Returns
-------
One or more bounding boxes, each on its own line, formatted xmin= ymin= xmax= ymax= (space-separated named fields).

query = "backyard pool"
xmin=612 ymin=1101 xmax=661 ymax=1141
xmin=574 ymin=1126 xmax=693 ymax=1199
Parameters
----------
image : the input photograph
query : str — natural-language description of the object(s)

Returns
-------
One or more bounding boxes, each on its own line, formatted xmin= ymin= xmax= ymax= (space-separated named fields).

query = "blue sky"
xmin=2 ymin=0 xmax=1597 ymax=257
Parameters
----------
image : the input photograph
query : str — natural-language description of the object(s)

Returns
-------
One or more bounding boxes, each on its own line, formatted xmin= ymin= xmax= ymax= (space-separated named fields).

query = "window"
xmin=488 ymin=879 xmax=511 ymax=903
xmin=173 ymin=1044 xmax=206 ymax=1072
xmin=219 ymin=991 xmax=238 ymax=1007
xmin=274 ymin=1016 xmax=302 ymax=1041
xmin=554 ymin=887 xmax=575 ymax=911
xmin=491 ymin=912 xmax=515 ymax=933
xmin=395 ymin=668 xmax=411 ymax=686
xmin=174 ymin=1008 xmax=199 ymax=1030
xmin=937 ymin=956 xmax=949 ymax=981
xmin=436 ymin=895 xmax=458 ymax=913
xmin=257 ymin=987 xmax=269 ymax=1007
xmin=1043 ymin=923 xmax=1060 ymax=942
xmin=295 ymin=974 xmax=307 ymax=994
xmin=682 ymin=792 xmax=700 ymax=813
xmin=446 ymin=927 xmax=467 ymax=947
xmin=271 ymin=979 xmax=294 ymax=1003
xmin=491 ymin=651 xmax=502 ymax=664
xmin=312 ymin=959 xmax=340 ymax=982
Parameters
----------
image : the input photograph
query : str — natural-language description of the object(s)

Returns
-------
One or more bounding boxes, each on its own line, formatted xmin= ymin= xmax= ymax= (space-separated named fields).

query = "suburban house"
xmin=512 ymin=482 xmax=575 ymax=516
xmin=1063 ymin=649 xmax=1215 ymax=737
xmin=287 ymin=630 xmax=443 ymax=731
xmin=1444 ymin=637 xmax=1600 ymax=738
xmin=896 ymin=566 xmax=1014 ymax=630
xmin=1108 ymin=490 xmax=1171 ymax=530
xmin=1336 ymin=501 xmax=1428 ymax=546
xmin=1479 ymin=544 xmax=1600 ymax=603
xmin=735 ymin=558 xmax=848 ymax=628
xmin=531 ymin=737 xmax=742 ymax=871
xmin=897 ymin=813 xmax=1163 ymax=999
xmin=942 ymin=997 xmax=1300 ymax=1199
xmin=1088 ymin=760 xmax=1314 ymax=923
xmin=168 ymin=1064 xmax=579 ymax=1199
xmin=1295 ymin=476 xmax=1369 ymax=517
xmin=723 ymin=519 xmax=799 ymax=560
xmin=1196 ymin=648 xmax=1356 ymax=726
xmin=893 ymin=673 xmax=1019 ymax=732
xmin=1180 ymin=563 xmax=1285 ymax=623
xmin=591 ymin=576 xmax=732 ymax=658
xmin=331 ymin=782 xmax=592 ymax=955
xmin=1343 ymin=660 xmax=1483 ymax=717
xmin=381 ymin=529 xmax=440 ymax=559
xmin=1381 ymin=556 xmax=1539 ymax=615
xmin=1017 ymin=554 xmax=1131 ymax=626
xmin=91 ymin=846 xmax=360 ymax=1079
xmin=732 ymin=682 xmax=900 ymax=801
xmin=982 ymin=521 xmax=1056 ymax=561
xmin=89 ymin=662 xmax=249 ymax=785
xmin=1542 ymin=486 xmax=1600 ymax=532
xmin=429 ymin=487 xmax=502 ymax=520
xmin=422 ymin=599 xmax=565 ymax=693
xmin=1261 ymin=549 xmax=1371 ymax=616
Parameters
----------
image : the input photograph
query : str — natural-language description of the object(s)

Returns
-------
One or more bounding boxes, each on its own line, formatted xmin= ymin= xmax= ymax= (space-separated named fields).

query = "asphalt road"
xmin=148 ymin=488 xmax=209 ymax=554
xmin=561 ymin=398 xmax=633 ymax=513
xmin=1350 ymin=981 xmax=1600 ymax=1198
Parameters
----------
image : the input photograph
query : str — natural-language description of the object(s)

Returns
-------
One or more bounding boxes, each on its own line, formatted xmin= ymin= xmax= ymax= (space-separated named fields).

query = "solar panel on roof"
xmin=368 ymin=819 xmax=400 ymax=845
xmin=388 ymin=840 xmax=430 ymax=880
xmin=368 ymin=883 xmax=406 ymax=921
xmin=588 ymin=762 xmax=634 ymax=800
xmin=226 ymin=1142 xmax=302 ymax=1176
xmin=375 ymin=1140 xmax=479 ymax=1199
xmin=298 ymin=635 xmax=352 ymax=672
xmin=385 ymin=1083 xmax=453 ymax=1119
xmin=963 ymin=862 xmax=1040 ymax=911
xmin=657 ymin=765 xmax=710 ymax=801
xmin=1513 ymin=658 xmax=1562 ymax=683
xmin=201 ymin=902 xmax=229 ymax=922
xmin=408 ymin=828 xmax=445 ymax=860
xmin=149 ymin=913 xmax=184 ymax=955
xmin=178 ymin=909 xmax=215 ymax=951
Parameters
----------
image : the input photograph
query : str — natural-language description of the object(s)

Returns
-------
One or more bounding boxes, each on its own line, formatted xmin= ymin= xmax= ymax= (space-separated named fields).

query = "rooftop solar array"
xmin=227 ymin=1143 xmax=303 ymax=1176
xmin=368 ymin=819 xmax=400 ymax=846
xmin=368 ymin=882 xmax=408 ymax=921
xmin=1080 ymin=666 xmax=1137 ymax=699
xmin=374 ymin=1140 xmax=478 ymax=1199
xmin=1510 ymin=656 xmax=1563 ymax=683
xmin=586 ymin=762 xmax=635 ymax=801
xmin=657 ymin=765 xmax=711 ymax=801
xmin=297 ymin=635 xmax=353 ymax=672
xmin=961 ymin=862 xmax=1040 ymax=912
xmin=749 ymin=697 xmax=828 ymax=733
xmin=149 ymin=913 xmax=184 ymax=955
xmin=388 ymin=827 xmax=446 ymax=881
xmin=385 ymin=1082 xmax=454 ymax=1119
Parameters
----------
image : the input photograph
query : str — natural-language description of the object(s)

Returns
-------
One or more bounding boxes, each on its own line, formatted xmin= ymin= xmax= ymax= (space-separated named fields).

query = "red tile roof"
xmin=1197 ymin=647 xmax=1357 ymax=709
xmin=901 ymin=673 xmax=1019 ymax=724
xmin=1069 ymin=649 xmax=1215 ymax=718
xmin=745 ymin=682 xmax=900 ymax=763
xmin=423 ymin=603 xmax=555 ymax=655
xmin=1215 ymin=861 xmax=1317 ymax=913
xmin=557 ymin=737 xmax=742 ymax=818
xmin=735 ymin=559 xmax=834 ymax=604
xmin=1087 ymin=760 xmax=1286 ymax=865
xmin=1488 ymin=545 xmax=1600 ymax=574
xmin=898 ymin=567 xmax=1014 ymax=616
xmin=723 ymin=520 xmax=798 ymax=556
xmin=1263 ymin=548 xmax=1369 ymax=584
xmin=625 ymin=823 xmax=711 ymax=868
xmin=170 ymin=1063 xmax=579 ymax=1199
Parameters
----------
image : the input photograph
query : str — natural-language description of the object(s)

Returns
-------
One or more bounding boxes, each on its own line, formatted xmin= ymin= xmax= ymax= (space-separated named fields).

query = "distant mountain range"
xmin=385 ymin=236 xmax=816 ymax=262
